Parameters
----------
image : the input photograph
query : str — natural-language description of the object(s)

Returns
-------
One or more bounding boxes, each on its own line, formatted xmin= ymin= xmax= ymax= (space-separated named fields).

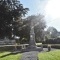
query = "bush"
xmin=42 ymin=38 xmax=60 ymax=44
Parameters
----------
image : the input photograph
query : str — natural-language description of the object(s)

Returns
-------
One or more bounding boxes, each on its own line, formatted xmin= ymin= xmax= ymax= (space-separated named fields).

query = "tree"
xmin=47 ymin=27 xmax=58 ymax=38
xmin=19 ymin=20 xmax=30 ymax=43
xmin=33 ymin=15 xmax=46 ymax=42
xmin=20 ymin=15 xmax=46 ymax=41
xmin=0 ymin=0 xmax=29 ymax=38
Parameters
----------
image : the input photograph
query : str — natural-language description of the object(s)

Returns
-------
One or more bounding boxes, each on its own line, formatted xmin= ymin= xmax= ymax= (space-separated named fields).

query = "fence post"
xmin=48 ymin=44 xmax=51 ymax=51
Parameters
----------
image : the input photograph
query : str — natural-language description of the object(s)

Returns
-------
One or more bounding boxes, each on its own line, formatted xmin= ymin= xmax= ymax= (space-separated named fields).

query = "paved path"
xmin=21 ymin=51 xmax=38 ymax=60
xmin=20 ymin=47 xmax=59 ymax=60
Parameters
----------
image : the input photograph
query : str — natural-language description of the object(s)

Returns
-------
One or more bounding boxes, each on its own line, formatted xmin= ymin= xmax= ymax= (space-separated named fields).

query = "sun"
xmin=45 ymin=0 xmax=60 ymax=19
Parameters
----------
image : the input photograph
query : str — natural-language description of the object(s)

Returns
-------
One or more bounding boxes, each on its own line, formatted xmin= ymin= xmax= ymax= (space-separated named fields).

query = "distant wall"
xmin=0 ymin=39 xmax=16 ymax=45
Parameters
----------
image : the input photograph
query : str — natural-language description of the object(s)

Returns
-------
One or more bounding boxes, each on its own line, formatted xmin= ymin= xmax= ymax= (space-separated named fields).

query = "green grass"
xmin=38 ymin=50 xmax=60 ymax=60
xmin=0 ymin=51 xmax=22 ymax=60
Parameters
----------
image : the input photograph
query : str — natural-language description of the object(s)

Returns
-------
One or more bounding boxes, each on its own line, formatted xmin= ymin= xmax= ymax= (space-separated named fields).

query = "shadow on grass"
xmin=0 ymin=51 xmax=21 ymax=58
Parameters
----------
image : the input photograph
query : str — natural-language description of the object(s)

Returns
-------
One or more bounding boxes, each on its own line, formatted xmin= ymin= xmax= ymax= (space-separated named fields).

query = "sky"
xmin=20 ymin=0 xmax=60 ymax=31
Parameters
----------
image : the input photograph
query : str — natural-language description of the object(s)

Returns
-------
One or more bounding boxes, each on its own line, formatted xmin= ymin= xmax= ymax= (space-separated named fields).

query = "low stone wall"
xmin=0 ymin=40 xmax=16 ymax=45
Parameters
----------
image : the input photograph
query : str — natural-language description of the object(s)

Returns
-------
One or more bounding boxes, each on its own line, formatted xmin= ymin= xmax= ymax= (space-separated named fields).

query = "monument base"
xmin=21 ymin=46 xmax=43 ymax=52
xmin=27 ymin=45 xmax=37 ymax=49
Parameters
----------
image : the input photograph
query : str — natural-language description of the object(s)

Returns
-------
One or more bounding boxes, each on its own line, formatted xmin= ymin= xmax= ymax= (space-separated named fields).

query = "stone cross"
xmin=29 ymin=21 xmax=36 ymax=48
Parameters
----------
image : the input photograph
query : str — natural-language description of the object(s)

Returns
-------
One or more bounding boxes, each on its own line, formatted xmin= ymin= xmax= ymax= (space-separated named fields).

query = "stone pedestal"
xmin=29 ymin=31 xmax=36 ymax=49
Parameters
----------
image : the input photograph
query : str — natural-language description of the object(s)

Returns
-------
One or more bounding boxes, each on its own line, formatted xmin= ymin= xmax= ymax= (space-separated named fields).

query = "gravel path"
xmin=21 ymin=51 xmax=38 ymax=60
xmin=20 ymin=47 xmax=59 ymax=60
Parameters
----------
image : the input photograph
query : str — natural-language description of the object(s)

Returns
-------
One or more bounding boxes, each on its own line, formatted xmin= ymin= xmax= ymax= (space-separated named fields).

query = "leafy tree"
xmin=19 ymin=20 xmax=30 ymax=43
xmin=0 ymin=0 xmax=29 ymax=38
xmin=47 ymin=27 xmax=58 ymax=38
xmin=20 ymin=15 xmax=46 ymax=41
xmin=33 ymin=15 xmax=46 ymax=42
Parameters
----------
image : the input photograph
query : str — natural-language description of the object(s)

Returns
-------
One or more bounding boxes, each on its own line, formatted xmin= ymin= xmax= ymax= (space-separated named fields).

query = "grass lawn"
xmin=0 ymin=51 xmax=22 ymax=60
xmin=38 ymin=50 xmax=60 ymax=60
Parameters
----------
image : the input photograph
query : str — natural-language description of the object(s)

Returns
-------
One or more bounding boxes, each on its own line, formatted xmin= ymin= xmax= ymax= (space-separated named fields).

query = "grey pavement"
xmin=21 ymin=51 xmax=38 ymax=60
xmin=20 ymin=48 xmax=59 ymax=60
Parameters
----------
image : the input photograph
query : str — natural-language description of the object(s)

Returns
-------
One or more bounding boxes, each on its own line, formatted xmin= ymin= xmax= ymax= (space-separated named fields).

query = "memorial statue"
xmin=29 ymin=21 xmax=36 ymax=48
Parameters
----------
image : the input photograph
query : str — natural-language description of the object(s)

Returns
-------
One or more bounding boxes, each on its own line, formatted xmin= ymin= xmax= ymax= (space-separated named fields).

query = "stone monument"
xmin=29 ymin=21 xmax=36 ymax=49
xmin=22 ymin=21 xmax=43 ymax=52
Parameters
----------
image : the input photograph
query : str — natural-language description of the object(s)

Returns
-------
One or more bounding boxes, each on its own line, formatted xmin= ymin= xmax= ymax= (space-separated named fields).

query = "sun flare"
xmin=45 ymin=0 xmax=60 ymax=19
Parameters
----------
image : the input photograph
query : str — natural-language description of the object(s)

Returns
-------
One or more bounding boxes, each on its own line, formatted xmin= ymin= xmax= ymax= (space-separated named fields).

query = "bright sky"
xmin=20 ymin=0 xmax=60 ymax=31
xmin=45 ymin=0 xmax=60 ymax=31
